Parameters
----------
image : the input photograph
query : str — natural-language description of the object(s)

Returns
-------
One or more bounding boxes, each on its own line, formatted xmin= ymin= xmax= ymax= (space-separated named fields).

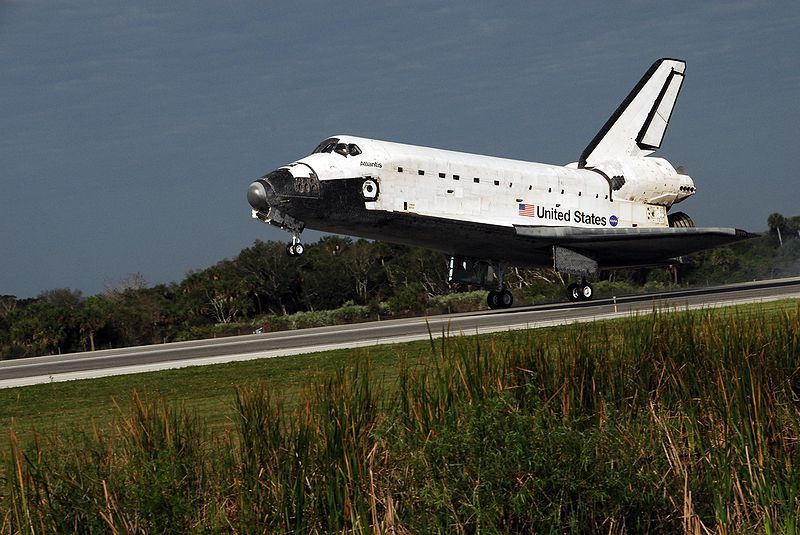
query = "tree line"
xmin=1 ymin=213 xmax=798 ymax=359
xmin=0 ymin=237 xmax=452 ymax=358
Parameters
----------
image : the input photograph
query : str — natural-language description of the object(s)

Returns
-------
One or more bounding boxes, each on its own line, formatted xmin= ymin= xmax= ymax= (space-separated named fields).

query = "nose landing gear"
xmin=249 ymin=206 xmax=305 ymax=258
xmin=286 ymin=234 xmax=304 ymax=257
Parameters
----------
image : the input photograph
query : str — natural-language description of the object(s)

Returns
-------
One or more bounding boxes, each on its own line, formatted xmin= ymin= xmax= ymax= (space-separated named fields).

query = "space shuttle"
xmin=247 ymin=58 xmax=753 ymax=308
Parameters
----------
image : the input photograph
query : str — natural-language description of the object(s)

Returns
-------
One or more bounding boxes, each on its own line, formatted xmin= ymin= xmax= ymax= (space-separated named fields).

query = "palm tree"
xmin=768 ymin=212 xmax=786 ymax=247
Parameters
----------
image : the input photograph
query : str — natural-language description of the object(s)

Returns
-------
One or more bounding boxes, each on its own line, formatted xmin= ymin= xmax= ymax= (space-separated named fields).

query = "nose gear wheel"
xmin=286 ymin=243 xmax=305 ymax=257
xmin=286 ymin=234 xmax=304 ymax=257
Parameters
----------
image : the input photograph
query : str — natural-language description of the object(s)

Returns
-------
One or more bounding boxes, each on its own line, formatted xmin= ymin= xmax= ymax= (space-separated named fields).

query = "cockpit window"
xmin=312 ymin=137 xmax=339 ymax=154
xmin=311 ymin=138 xmax=361 ymax=157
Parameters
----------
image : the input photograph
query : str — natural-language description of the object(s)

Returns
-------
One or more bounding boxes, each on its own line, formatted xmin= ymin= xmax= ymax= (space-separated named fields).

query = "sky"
xmin=1 ymin=1 xmax=798 ymax=299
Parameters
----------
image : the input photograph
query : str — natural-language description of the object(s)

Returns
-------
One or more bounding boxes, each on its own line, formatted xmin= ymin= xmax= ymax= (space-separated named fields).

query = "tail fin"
xmin=579 ymin=58 xmax=686 ymax=168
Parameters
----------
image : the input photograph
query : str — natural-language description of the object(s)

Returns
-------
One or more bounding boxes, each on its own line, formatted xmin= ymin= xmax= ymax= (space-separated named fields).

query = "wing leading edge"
xmin=514 ymin=225 xmax=756 ymax=269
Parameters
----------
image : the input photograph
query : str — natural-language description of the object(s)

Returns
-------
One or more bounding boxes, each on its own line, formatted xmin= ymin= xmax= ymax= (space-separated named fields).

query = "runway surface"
xmin=2 ymin=277 xmax=799 ymax=389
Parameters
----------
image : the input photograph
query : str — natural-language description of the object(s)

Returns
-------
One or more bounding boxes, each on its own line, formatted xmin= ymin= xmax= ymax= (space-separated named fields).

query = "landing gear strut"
xmin=251 ymin=207 xmax=306 ymax=258
xmin=447 ymin=256 xmax=514 ymax=310
xmin=567 ymin=277 xmax=593 ymax=302
xmin=486 ymin=262 xmax=513 ymax=310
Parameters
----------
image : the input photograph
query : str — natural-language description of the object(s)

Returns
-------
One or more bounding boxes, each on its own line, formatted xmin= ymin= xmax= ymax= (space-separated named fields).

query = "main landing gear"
xmin=567 ymin=278 xmax=593 ymax=302
xmin=448 ymin=256 xmax=514 ymax=310
xmin=486 ymin=262 xmax=514 ymax=310
xmin=487 ymin=289 xmax=513 ymax=309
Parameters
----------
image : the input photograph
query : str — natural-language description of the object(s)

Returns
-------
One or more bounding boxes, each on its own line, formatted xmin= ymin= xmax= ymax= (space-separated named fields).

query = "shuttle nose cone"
xmin=247 ymin=179 xmax=273 ymax=211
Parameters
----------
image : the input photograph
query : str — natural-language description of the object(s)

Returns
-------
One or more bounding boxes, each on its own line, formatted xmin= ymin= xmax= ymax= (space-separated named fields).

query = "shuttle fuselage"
xmin=246 ymin=59 xmax=752 ymax=306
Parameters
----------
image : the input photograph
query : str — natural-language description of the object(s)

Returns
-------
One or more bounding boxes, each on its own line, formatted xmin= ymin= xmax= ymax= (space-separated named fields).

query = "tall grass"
xmin=2 ymin=304 xmax=799 ymax=533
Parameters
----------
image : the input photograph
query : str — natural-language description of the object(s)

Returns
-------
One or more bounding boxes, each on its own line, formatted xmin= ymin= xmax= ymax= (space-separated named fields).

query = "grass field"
xmin=0 ymin=339 xmax=436 ymax=446
xmin=2 ymin=299 xmax=799 ymax=533
xmin=2 ymin=299 xmax=795 ymax=443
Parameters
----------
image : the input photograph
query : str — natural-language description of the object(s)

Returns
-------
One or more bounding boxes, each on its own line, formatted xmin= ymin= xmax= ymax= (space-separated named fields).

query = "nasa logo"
xmin=609 ymin=215 xmax=619 ymax=227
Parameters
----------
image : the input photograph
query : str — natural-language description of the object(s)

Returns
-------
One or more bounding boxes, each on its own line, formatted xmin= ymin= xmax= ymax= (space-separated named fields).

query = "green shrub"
xmin=387 ymin=283 xmax=426 ymax=316
xmin=426 ymin=290 xmax=489 ymax=314
xmin=590 ymin=280 xmax=640 ymax=298
xmin=5 ymin=305 xmax=800 ymax=533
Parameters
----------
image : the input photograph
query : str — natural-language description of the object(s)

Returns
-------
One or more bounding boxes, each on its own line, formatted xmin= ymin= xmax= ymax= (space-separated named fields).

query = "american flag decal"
xmin=518 ymin=203 xmax=535 ymax=217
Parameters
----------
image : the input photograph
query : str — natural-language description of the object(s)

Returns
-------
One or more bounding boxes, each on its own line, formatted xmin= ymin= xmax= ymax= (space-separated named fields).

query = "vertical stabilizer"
xmin=579 ymin=58 xmax=686 ymax=168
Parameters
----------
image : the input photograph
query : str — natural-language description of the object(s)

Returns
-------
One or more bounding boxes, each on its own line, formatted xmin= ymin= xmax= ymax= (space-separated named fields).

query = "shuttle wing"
xmin=579 ymin=58 xmax=686 ymax=168
xmin=515 ymin=225 xmax=755 ymax=268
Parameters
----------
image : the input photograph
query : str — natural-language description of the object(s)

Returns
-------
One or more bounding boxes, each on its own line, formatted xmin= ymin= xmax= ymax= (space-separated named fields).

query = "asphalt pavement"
xmin=2 ymin=277 xmax=799 ymax=388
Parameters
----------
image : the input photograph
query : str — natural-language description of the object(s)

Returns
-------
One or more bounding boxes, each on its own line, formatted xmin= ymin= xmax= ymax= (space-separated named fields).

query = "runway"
xmin=2 ymin=277 xmax=799 ymax=389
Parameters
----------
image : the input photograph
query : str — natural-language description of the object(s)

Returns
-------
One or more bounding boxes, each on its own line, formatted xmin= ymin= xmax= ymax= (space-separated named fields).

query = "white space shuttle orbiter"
xmin=247 ymin=58 xmax=753 ymax=308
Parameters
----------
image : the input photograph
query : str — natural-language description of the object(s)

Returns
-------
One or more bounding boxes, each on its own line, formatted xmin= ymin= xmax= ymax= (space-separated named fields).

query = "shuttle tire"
xmin=286 ymin=243 xmax=305 ymax=257
xmin=568 ymin=284 xmax=580 ymax=302
xmin=487 ymin=290 xmax=514 ymax=309
xmin=581 ymin=283 xmax=593 ymax=300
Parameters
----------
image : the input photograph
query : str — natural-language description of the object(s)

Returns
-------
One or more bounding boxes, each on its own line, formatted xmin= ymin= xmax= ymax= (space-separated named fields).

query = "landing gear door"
xmin=448 ymin=257 xmax=497 ymax=287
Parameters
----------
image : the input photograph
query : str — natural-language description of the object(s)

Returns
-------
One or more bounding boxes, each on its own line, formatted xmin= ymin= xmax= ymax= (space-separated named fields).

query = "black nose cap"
xmin=247 ymin=179 xmax=272 ymax=211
